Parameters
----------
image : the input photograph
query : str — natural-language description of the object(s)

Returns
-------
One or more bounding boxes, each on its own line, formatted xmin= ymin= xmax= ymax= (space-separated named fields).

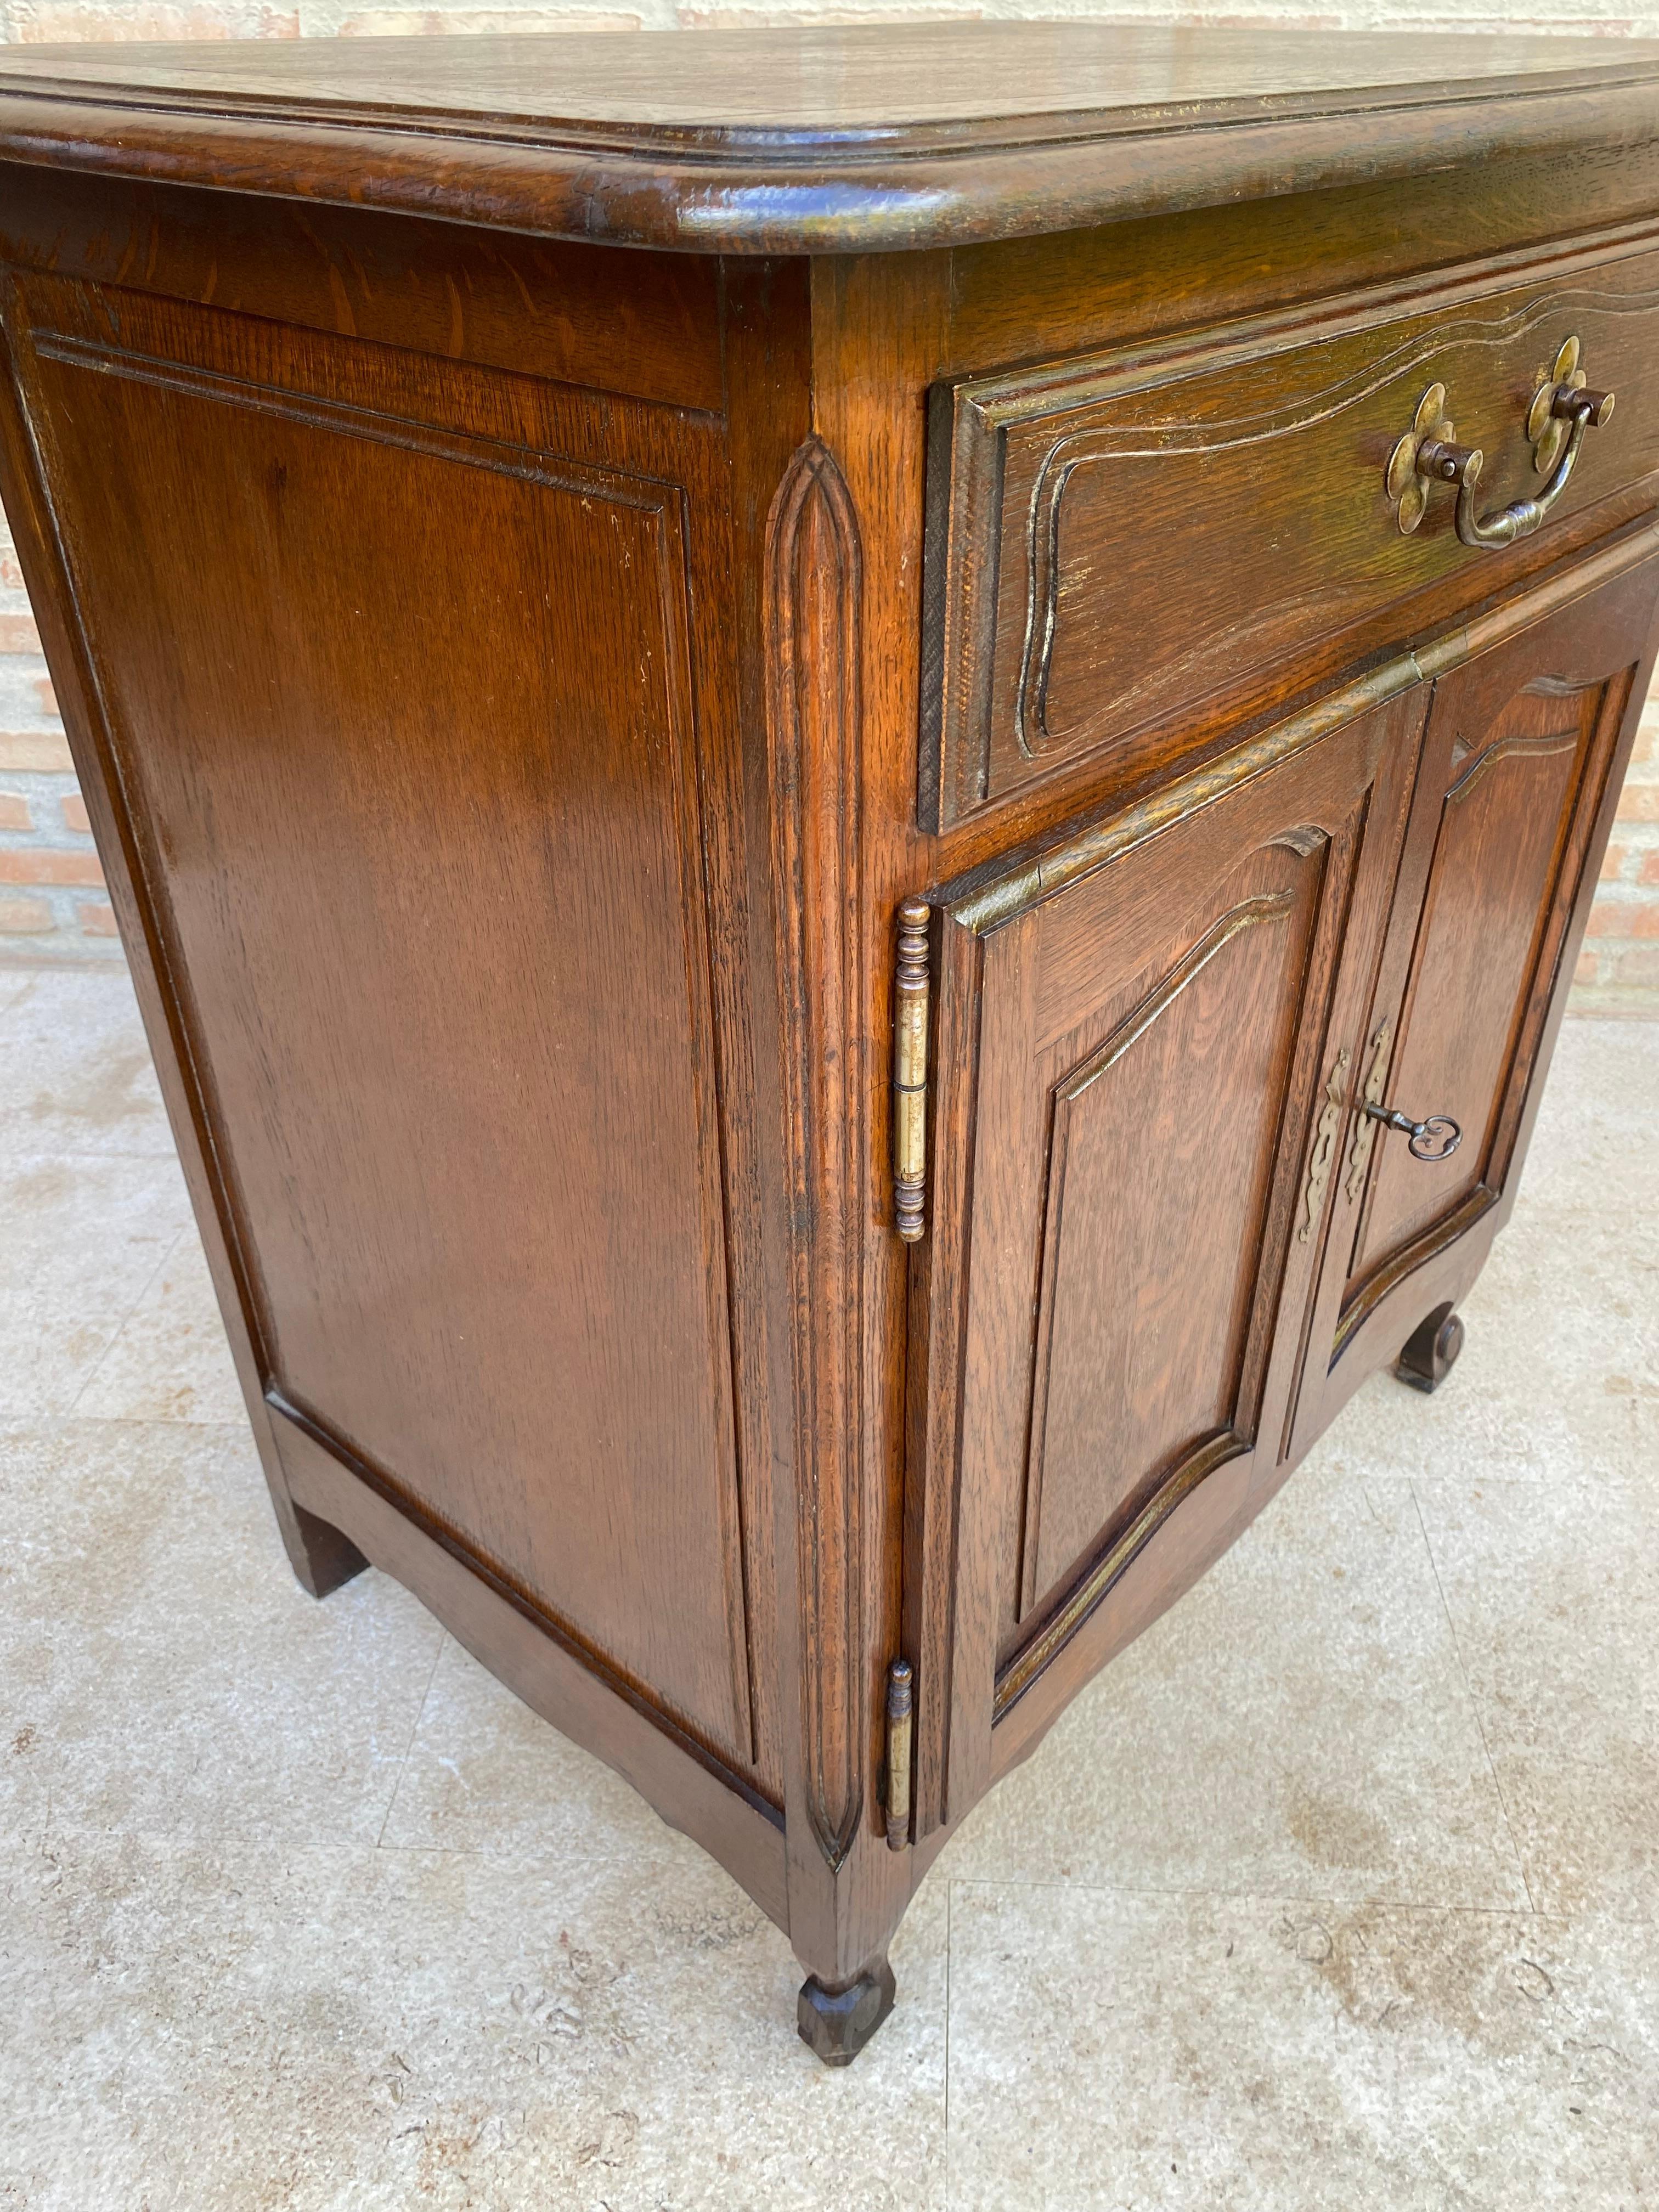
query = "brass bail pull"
xmin=1385 ymin=337 xmax=1615 ymax=550
xmin=1364 ymin=1101 xmax=1463 ymax=1163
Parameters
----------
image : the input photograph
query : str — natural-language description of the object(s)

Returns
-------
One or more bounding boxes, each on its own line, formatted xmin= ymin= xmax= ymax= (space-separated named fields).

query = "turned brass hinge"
xmin=883 ymin=1657 xmax=914 ymax=1851
xmin=892 ymin=900 xmax=930 ymax=1243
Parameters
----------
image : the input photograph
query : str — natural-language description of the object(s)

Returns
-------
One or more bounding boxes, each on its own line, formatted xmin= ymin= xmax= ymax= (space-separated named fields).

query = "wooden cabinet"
xmin=1 ymin=22 xmax=1656 ymax=2065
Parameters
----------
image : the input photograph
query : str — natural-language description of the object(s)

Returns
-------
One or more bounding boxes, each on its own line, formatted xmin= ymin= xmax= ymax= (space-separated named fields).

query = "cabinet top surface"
xmin=1 ymin=21 xmax=1657 ymax=255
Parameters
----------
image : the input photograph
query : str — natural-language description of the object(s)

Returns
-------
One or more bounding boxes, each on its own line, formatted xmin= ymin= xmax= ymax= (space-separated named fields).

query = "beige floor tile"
xmin=1516 ymin=1021 xmax=1659 ymax=1216
xmin=944 ymin=1882 xmax=1659 ymax=2212
xmin=380 ymin=1632 xmax=700 ymax=1874
xmin=1414 ymin=1475 xmax=1659 ymax=1922
xmin=0 ymin=968 xmax=37 ymax=1017
xmin=0 ymin=968 xmax=176 ymax=1160
xmin=1339 ymin=1209 xmax=1659 ymax=1495
xmin=0 ymin=1827 xmax=948 ymax=2212
xmin=0 ymin=1421 xmax=443 ymax=1847
xmin=0 ymin=1150 xmax=193 ymax=1416
xmin=937 ymin=1449 xmax=1527 ymax=1912
xmin=72 ymin=1227 xmax=248 ymax=1425
xmin=0 ymin=922 xmax=1651 ymax=2199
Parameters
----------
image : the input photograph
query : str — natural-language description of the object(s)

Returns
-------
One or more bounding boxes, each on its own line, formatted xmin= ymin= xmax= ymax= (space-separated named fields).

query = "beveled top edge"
xmin=2 ymin=24 xmax=1658 ymax=142
xmin=0 ymin=22 xmax=1657 ymax=254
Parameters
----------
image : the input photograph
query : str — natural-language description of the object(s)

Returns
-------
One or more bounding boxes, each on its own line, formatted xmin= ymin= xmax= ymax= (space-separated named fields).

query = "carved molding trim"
xmin=997 ymin=1427 xmax=1249 ymax=1723
xmin=946 ymin=511 xmax=1659 ymax=937
xmin=1447 ymin=726 xmax=1583 ymax=805
xmin=31 ymin=326 xmax=676 ymax=515
xmin=764 ymin=435 xmax=867 ymax=1869
xmin=1018 ymin=890 xmax=1296 ymax=1620
xmin=1014 ymin=282 xmax=1659 ymax=758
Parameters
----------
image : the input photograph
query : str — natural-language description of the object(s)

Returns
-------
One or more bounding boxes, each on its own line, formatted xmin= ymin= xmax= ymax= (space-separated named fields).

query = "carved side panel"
xmin=11 ymin=273 xmax=764 ymax=1775
xmin=765 ymin=437 xmax=867 ymax=1868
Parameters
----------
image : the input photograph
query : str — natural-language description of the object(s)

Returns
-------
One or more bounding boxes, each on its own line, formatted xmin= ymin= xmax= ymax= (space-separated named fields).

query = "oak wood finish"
xmin=0 ymin=25 xmax=1657 ymax=255
xmin=1 ymin=25 xmax=1654 ymax=2063
xmin=924 ymin=234 xmax=1659 ymax=828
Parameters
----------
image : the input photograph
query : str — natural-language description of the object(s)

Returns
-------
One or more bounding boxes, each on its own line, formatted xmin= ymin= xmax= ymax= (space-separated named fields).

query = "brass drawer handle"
xmin=1364 ymin=1100 xmax=1462 ymax=1163
xmin=1386 ymin=337 xmax=1615 ymax=550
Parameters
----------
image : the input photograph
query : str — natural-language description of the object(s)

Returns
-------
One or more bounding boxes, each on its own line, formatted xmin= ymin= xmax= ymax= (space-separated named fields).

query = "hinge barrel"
xmin=892 ymin=899 xmax=930 ymax=1243
xmin=884 ymin=1657 xmax=914 ymax=1850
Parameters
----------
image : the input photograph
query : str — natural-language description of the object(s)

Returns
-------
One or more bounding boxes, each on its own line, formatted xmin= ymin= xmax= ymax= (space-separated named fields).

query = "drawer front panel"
xmin=923 ymin=234 xmax=1659 ymax=828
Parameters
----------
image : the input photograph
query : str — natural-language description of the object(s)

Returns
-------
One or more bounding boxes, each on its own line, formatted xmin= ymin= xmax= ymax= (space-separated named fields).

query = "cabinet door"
xmin=1289 ymin=556 xmax=1659 ymax=1456
xmin=906 ymin=693 xmax=1421 ymax=1835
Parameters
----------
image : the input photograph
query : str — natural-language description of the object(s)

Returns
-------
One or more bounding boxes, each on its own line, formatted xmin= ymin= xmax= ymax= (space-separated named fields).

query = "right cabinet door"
xmin=1297 ymin=554 xmax=1659 ymax=1447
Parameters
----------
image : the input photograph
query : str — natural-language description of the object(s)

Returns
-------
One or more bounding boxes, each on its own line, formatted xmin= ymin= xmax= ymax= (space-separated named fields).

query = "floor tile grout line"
xmin=376 ymin=1630 xmax=449 ymax=1849
xmin=1408 ymin=1476 xmax=1538 ymax=1916
xmin=936 ymin=1869 xmax=1567 ymax=1921
xmin=943 ymin=1876 xmax=952 ymax=2212
xmin=63 ymin=1222 xmax=190 ymax=1417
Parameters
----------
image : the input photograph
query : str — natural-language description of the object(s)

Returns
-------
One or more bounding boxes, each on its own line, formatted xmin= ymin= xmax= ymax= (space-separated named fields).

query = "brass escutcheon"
xmin=1385 ymin=382 xmax=1455 ymax=535
xmin=1527 ymin=335 xmax=1588 ymax=477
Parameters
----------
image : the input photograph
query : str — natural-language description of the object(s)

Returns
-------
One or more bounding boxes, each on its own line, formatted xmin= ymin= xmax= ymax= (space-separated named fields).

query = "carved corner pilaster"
xmin=764 ymin=435 xmax=866 ymax=1869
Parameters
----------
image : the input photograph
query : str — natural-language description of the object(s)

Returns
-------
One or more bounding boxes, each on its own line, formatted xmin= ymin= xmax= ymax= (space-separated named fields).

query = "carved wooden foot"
xmin=797 ymin=1955 xmax=896 ymax=2067
xmin=1396 ymin=1303 xmax=1465 ymax=1395
xmin=277 ymin=1496 xmax=370 ymax=1599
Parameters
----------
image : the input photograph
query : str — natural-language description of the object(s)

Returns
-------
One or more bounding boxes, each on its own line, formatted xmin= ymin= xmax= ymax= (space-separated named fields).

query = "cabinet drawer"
xmin=922 ymin=233 xmax=1659 ymax=829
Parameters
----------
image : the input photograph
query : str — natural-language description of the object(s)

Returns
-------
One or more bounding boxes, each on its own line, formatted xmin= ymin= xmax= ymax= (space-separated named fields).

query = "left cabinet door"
xmin=906 ymin=692 xmax=1423 ymax=1836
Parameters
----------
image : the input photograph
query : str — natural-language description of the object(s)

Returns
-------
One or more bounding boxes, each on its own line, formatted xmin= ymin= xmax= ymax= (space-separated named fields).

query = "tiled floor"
xmin=1 ymin=963 xmax=1655 ymax=2211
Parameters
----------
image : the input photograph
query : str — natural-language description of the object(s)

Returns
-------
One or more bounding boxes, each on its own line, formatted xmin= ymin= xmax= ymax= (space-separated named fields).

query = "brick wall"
xmin=1 ymin=2 xmax=1657 ymax=1011
xmin=0 ymin=535 xmax=116 ymax=952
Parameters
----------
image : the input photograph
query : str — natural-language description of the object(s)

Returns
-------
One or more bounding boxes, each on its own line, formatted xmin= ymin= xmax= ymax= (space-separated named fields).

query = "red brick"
xmin=0 ymin=613 xmax=40 ymax=655
xmin=75 ymin=900 xmax=120 ymax=938
xmin=1586 ymin=897 xmax=1659 ymax=939
xmin=60 ymin=792 xmax=91 ymax=834
xmin=1599 ymin=842 xmax=1629 ymax=881
xmin=0 ymin=849 xmax=104 ymax=888
xmin=1573 ymin=946 xmax=1601 ymax=988
xmin=1616 ymin=782 xmax=1659 ymax=822
xmin=1612 ymin=943 xmax=1659 ymax=988
xmin=32 ymin=676 xmax=57 ymax=719
xmin=0 ymin=792 xmax=29 ymax=831
xmin=20 ymin=1 xmax=299 ymax=33
xmin=0 ymin=554 xmax=24 ymax=591
xmin=0 ymin=895 xmax=53 ymax=934
xmin=0 ymin=732 xmax=72 ymax=772
xmin=1640 ymin=851 xmax=1659 ymax=888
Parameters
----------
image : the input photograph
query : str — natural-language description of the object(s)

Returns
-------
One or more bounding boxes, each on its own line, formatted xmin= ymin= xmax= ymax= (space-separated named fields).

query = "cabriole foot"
xmin=797 ymin=1955 xmax=896 ymax=2067
xmin=1396 ymin=1302 xmax=1465 ymax=1395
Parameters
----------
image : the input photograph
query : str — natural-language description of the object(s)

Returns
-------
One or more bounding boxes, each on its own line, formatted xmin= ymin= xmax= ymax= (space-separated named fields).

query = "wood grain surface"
xmin=0 ymin=24 xmax=1656 ymax=253
xmin=924 ymin=230 xmax=1659 ymax=827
